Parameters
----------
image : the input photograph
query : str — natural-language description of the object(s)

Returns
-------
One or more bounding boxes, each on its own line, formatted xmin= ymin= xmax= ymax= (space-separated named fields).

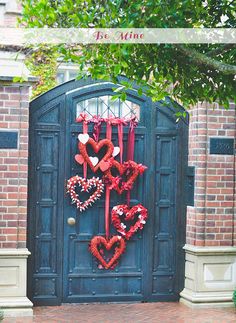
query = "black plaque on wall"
xmin=210 ymin=138 xmax=234 ymax=155
xmin=0 ymin=131 xmax=18 ymax=149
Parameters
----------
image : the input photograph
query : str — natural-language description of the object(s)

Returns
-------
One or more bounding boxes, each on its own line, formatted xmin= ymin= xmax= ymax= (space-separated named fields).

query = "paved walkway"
xmin=3 ymin=302 xmax=236 ymax=323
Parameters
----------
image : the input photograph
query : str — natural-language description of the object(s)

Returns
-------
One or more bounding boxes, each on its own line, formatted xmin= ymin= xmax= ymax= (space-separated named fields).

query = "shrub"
xmin=233 ymin=290 xmax=236 ymax=307
xmin=0 ymin=309 xmax=4 ymax=321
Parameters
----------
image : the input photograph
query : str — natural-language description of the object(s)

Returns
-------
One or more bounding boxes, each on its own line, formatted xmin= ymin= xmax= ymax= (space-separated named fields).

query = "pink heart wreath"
xmin=111 ymin=204 xmax=148 ymax=240
xmin=67 ymin=175 xmax=104 ymax=212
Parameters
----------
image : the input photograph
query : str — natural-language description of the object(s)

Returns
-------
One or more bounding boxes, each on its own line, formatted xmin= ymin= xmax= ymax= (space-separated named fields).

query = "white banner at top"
xmin=0 ymin=28 xmax=235 ymax=46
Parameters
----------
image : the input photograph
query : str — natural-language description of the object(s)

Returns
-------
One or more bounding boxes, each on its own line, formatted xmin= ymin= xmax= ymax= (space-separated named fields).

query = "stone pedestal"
xmin=180 ymin=244 xmax=236 ymax=308
xmin=0 ymin=249 xmax=33 ymax=317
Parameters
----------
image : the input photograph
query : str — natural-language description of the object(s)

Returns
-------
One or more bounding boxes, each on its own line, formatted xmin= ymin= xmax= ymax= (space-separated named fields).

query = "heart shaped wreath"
xmin=89 ymin=235 xmax=126 ymax=269
xmin=77 ymin=137 xmax=114 ymax=172
xmin=104 ymin=160 xmax=147 ymax=194
xmin=67 ymin=175 xmax=104 ymax=212
xmin=111 ymin=204 xmax=148 ymax=240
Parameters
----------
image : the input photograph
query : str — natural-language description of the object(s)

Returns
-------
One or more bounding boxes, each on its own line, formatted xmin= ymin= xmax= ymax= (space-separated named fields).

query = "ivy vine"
xmin=25 ymin=46 xmax=59 ymax=99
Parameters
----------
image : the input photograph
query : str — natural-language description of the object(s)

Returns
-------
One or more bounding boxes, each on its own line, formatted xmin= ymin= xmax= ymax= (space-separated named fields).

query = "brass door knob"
xmin=67 ymin=217 xmax=76 ymax=226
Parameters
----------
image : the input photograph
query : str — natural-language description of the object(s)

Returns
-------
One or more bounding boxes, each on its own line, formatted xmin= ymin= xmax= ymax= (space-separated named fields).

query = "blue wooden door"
xmin=27 ymin=79 xmax=188 ymax=305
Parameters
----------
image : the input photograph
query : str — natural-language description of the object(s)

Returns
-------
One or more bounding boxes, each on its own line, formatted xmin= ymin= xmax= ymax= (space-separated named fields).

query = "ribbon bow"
xmin=129 ymin=116 xmax=138 ymax=131
xmin=92 ymin=115 xmax=104 ymax=141
xmin=76 ymin=113 xmax=91 ymax=124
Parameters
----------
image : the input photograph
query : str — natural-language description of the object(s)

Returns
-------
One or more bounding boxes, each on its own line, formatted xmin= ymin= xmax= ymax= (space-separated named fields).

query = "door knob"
xmin=67 ymin=217 xmax=76 ymax=226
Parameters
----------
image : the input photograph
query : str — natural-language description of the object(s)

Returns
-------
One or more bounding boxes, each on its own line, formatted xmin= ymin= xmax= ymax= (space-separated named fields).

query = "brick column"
xmin=0 ymin=78 xmax=34 ymax=317
xmin=180 ymin=102 xmax=236 ymax=307
xmin=0 ymin=84 xmax=29 ymax=248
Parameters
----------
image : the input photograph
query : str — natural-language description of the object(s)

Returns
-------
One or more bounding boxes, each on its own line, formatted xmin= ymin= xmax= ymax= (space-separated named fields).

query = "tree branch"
xmin=175 ymin=45 xmax=236 ymax=75
xmin=206 ymin=44 xmax=236 ymax=57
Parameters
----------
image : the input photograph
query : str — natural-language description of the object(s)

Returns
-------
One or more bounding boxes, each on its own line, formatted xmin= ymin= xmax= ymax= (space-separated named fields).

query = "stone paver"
xmin=2 ymin=302 xmax=236 ymax=323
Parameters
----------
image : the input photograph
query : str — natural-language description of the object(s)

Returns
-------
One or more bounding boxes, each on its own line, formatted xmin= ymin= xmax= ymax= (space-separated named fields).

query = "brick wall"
xmin=186 ymin=102 xmax=236 ymax=247
xmin=0 ymin=84 xmax=30 ymax=248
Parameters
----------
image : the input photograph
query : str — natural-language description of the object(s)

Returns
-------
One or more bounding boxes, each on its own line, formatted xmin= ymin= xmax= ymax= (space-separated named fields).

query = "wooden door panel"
xmin=68 ymin=238 xmax=94 ymax=273
xmin=150 ymin=135 xmax=177 ymax=299
xmin=35 ymin=132 xmax=59 ymax=272
xmin=68 ymin=276 xmax=142 ymax=298
xmin=30 ymin=129 xmax=62 ymax=303
xmin=152 ymin=275 xmax=175 ymax=294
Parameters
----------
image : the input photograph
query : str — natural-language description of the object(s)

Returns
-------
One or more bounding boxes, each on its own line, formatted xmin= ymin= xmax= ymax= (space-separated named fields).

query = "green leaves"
xmin=233 ymin=289 xmax=236 ymax=307
xmin=20 ymin=0 xmax=236 ymax=107
xmin=24 ymin=46 xmax=59 ymax=98
xmin=13 ymin=76 xmax=28 ymax=83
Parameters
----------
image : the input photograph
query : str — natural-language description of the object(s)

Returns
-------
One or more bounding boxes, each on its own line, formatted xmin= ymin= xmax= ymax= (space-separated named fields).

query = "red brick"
xmin=2 ymin=228 xmax=17 ymax=234
xmin=0 ymin=94 xmax=9 ymax=100
xmin=4 ymin=101 xmax=19 ymax=108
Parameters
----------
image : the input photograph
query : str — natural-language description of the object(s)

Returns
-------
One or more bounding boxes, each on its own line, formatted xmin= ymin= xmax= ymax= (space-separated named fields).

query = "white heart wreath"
xmin=67 ymin=176 xmax=104 ymax=212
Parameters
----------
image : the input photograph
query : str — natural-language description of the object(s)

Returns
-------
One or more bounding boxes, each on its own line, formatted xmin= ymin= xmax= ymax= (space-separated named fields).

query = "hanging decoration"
xmin=67 ymin=175 xmax=104 ymax=212
xmin=89 ymin=235 xmax=126 ymax=269
xmin=104 ymin=160 xmax=147 ymax=194
xmin=111 ymin=204 xmax=148 ymax=240
xmin=117 ymin=119 xmax=126 ymax=164
xmin=67 ymin=112 xmax=148 ymax=270
xmin=78 ymin=133 xmax=89 ymax=144
xmin=104 ymin=119 xmax=113 ymax=240
xmin=127 ymin=117 xmax=138 ymax=161
xmin=75 ymin=113 xmax=90 ymax=178
xmin=78 ymin=137 xmax=114 ymax=172
xmin=126 ymin=117 xmax=138 ymax=206
xmin=91 ymin=115 xmax=103 ymax=142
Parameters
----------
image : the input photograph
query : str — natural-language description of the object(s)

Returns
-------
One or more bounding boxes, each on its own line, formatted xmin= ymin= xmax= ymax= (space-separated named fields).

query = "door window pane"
xmin=76 ymin=96 xmax=140 ymax=120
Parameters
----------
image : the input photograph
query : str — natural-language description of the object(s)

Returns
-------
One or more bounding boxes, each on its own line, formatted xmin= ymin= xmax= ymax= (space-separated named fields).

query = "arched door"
xmin=27 ymin=79 xmax=188 ymax=305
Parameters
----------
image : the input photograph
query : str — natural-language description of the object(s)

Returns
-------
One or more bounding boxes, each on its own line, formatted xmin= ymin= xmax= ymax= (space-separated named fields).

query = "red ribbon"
xmin=105 ymin=119 xmax=113 ymax=238
xmin=76 ymin=113 xmax=90 ymax=178
xmin=92 ymin=115 xmax=103 ymax=142
xmin=83 ymin=122 xmax=88 ymax=179
xmin=107 ymin=116 xmax=127 ymax=163
xmin=126 ymin=117 xmax=138 ymax=206
xmin=105 ymin=187 xmax=110 ymax=239
xmin=118 ymin=123 xmax=123 ymax=164
xmin=127 ymin=117 xmax=138 ymax=161
xmin=76 ymin=112 xmax=91 ymax=124
xmin=106 ymin=119 xmax=112 ymax=141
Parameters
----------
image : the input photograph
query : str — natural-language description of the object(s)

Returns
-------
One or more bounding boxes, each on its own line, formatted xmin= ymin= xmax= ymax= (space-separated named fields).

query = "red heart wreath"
xmin=103 ymin=160 xmax=125 ymax=194
xmin=89 ymin=235 xmax=126 ymax=269
xmin=111 ymin=204 xmax=148 ymax=240
xmin=67 ymin=176 xmax=104 ymax=212
xmin=104 ymin=160 xmax=147 ymax=194
xmin=78 ymin=137 xmax=114 ymax=172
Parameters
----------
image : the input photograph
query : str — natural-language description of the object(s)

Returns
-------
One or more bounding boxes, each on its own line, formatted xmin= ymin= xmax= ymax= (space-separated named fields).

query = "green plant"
xmin=0 ymin=309 xmax=4 ymax=321
xmin=25 ymin=45 xmax=59 ymax=99
xmin=233 ymin=289 xmax=236 ymax=307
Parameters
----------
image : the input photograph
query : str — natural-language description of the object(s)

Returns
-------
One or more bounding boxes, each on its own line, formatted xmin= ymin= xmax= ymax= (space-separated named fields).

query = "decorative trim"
xmin=0 ymin=248 xmax=30 ymax=257
xmin=0 ymin=297 xmax=33 ymax=317
xmin=0 ymin=76 xmax=38 ymax=83
xmin=183 ymin=244 xmax=236 ymax=255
